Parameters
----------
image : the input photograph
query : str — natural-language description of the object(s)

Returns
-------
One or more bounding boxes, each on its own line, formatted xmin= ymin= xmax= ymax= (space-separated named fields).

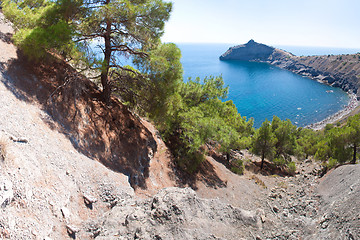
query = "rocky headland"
xmin=220 ymin=40 xmax=360 ymax=99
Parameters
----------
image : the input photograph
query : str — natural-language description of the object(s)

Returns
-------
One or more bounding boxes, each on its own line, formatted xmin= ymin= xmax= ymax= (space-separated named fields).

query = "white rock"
xmin=26 ymin=188 xmax=33 ymax=200
xmin=61 ymin=207 xmax=70 ymax=219
xmin=0 ymin=178 xmax=13 ymax=208
xmin=66 ymin=224 xmax=79 ymax=234
xmin=83 ymin=194 xmax=97 ymax=205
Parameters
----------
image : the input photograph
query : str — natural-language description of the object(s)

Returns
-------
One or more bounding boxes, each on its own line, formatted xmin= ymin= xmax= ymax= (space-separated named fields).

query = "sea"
xmin=178 ymin=43 xmax=360 ymax=128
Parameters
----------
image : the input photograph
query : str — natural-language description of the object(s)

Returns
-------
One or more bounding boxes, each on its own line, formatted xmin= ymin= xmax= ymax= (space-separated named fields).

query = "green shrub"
xmin=273 ymin=157 xmax=286 ymax=167
xmin=324 ymin=124 xmax=334 ymax=131
xmin=326 ymin=158 xmax=338 ymax=169
xmin=230 ymin=159 xmax=244 ymax=175
xmin=286 ymin=161 xmax=296 ymax=175
xmin=160 ymin=76 xmax=253 ymax=173
xmin=176 ymin=151 xmax=204 ymax=174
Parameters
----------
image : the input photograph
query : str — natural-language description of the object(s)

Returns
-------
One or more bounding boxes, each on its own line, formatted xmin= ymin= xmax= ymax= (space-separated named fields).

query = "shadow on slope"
xmin=0 ymin=39 xmax=228 ymax=191
xmin=210 ymin=149 xmax=294 ymax=177
xmin=1 ymin=50 xmax=157 ymax=189
xmin=0 ymin=32 xmax=12 ymax=44
xmin=173 ymin=157 xmax=227 ymax=190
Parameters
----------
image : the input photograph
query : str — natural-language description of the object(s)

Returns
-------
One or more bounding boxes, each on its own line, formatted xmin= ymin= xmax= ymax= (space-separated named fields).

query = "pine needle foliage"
xmin=2 ymin=0 xmax=172 ymax=103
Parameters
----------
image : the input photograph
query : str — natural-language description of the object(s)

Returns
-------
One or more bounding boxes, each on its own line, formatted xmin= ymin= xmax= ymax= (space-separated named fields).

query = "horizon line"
xmin=163 ymin=41 xmax=360 ymax=50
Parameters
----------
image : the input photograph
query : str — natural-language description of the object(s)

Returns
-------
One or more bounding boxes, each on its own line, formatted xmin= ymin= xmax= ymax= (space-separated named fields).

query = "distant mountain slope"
xmin=220 ymin=40 xmax=360 ymax=98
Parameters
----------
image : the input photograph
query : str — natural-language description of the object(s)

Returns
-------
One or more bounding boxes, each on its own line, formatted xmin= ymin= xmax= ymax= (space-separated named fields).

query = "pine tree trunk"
xmin=261 ymin=152 xmax=265 ymax=169
xmin=352 ymin=143 xmax=357 ymax=164
xmin=100 ymin=1 xmax=112 ymax=105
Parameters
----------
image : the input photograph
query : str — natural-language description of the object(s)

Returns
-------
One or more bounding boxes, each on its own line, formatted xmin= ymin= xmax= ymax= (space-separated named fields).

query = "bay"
xmin=178 ymin=43 xmax=352 ymax=128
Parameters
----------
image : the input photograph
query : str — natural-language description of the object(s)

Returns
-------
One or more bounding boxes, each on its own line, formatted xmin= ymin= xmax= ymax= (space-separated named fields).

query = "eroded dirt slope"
xmin=0 ymin=11 xmax=176 ymax=239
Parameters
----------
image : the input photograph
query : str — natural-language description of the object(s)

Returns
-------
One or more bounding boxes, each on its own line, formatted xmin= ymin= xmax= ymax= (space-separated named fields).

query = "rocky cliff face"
xmin=220 ymin=40 xmax=360 ymax=98
xmin=269 ymin=53 xmax=360 ymax=97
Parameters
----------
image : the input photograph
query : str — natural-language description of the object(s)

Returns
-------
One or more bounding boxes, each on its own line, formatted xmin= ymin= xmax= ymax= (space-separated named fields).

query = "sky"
xmin=162 ymin=0 xmax=360 ymax=48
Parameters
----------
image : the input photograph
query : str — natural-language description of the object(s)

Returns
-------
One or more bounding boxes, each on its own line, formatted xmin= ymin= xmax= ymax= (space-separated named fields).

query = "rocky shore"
xmin=305 ymin=93 xmax=358 ymax=130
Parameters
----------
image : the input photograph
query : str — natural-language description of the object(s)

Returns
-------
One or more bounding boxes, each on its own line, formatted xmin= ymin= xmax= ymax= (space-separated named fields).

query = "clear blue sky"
xmin=162 ymin=0 xmax=360 ymax=48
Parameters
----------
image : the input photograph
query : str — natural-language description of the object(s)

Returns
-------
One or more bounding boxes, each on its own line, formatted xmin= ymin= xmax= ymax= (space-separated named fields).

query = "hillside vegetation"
xmin=0 ymin=4 xmax=359 ymax=239
xmin=2 ymin=1 xmax=360 ymax=177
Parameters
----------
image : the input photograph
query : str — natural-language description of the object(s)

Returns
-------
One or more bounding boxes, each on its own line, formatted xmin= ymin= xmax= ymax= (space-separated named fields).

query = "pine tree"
xmin=346 ymin=115 xmax=360 ymax=164
xmin=1 ymin=0 xmax=80 ymax=59
xmin=75 ymin=0 xmax=172 ymax=103
xmin=252 ymin=119 xmax=276 ymax=169
xmin=271 ymin=116 xmax=297 ymax=161
xmin=328 ymin=127 xmax=352 ymax=164
xmin=2 ymin=0 xmax=173 ymax=104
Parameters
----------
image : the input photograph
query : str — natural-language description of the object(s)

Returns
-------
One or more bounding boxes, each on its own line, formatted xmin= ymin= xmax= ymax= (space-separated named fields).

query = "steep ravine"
xmin=0 ymin=16 xmax=359 ymax=239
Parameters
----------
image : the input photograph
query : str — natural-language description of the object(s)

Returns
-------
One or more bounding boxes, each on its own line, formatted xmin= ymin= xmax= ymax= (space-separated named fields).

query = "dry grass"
xmin=250 ymin=175 xmax=267 ymax=189
xmin=277 ymin=181 xmax=288 ymax=189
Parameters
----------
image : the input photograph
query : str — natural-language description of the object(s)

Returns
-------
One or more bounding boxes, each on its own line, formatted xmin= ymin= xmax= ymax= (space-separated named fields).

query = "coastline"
xmin=220 ymin=40 xmax=360 ymax=131
xmin=305 ymin=92 xmax=359 ymax=130
xmin=266 ymin=60 xmax=360 ymax=130
xmin=265 ymin=55 xmax=360 ymax=131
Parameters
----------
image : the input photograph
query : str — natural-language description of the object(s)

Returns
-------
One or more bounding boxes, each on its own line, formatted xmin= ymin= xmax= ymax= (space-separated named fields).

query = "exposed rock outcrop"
xmin=92 ymin=187 xmax=261 ymax=239
xmin=220 ymin=40 xmax=360 ymax=98
xmin=85 ymin=158 xmax=360 ymax=240
xmin=315 ymin=164 xmax=360 ymax=239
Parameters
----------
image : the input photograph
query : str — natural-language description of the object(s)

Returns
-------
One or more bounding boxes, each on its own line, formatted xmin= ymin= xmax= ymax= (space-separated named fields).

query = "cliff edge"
xmin=220 ymin=40 xmax=360 ymax=98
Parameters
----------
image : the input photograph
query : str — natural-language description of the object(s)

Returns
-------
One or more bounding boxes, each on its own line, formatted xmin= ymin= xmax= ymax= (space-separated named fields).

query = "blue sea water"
xmin=178 ymin=43 xmax=356 ymax=128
